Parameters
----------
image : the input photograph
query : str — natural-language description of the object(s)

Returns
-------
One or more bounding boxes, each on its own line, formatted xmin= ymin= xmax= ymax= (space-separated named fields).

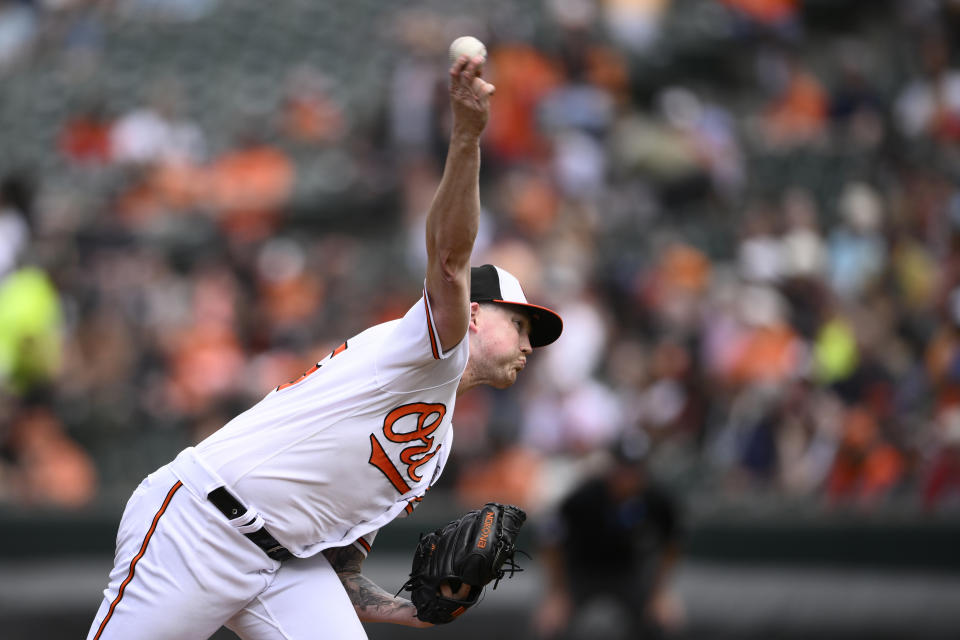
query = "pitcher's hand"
xmin=450 ymin=55 xmax=495 ymax=138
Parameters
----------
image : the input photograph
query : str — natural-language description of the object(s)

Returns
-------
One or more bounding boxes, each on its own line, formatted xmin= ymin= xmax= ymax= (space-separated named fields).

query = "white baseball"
xmin=449 ymin=36 xmax=487 ymax=66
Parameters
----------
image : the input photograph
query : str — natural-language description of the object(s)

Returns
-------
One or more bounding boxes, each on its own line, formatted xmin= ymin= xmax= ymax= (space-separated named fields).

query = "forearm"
xmin=425 ymin=130 xmax=481 ymax=278
xmin=336 ymin=571 xmax=426 ymax=627
xmin=323 ymin=544 xmax=429 ymax=628
xmin=422 ymin=54 xmax=494 ymax=349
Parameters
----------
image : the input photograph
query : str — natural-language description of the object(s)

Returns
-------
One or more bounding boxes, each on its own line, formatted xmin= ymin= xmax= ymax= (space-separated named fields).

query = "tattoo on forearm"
xmin=323 ymin=545 xmax=363 ymax=574
xmin=341 ymin=573 xmax=418 ymax=618
xmin=322 ymin=545 xmax=417 ymax=621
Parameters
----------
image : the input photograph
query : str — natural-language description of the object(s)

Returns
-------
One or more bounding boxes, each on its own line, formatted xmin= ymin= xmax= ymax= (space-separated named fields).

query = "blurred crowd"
xmin=3 ymin=0 xmax=960 ymax=526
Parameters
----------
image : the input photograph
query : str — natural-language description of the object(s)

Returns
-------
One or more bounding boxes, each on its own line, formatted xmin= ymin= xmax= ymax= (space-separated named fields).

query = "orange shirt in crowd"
xmin=5 ymin=408 xmax=97 ymax=509
xmin=729 ymin=324 xmax=802 ymax=384
xmin=486 ymin=44 xmax=562 ymax=161
xmin=208 ymin=145 xmax=295 ymax=243
xmin=826 ymin=407 xmax=905 ymax=502
xmin=720 ymin=0 xmax=798 ymax=24
xmin=166 ymin=322 xmax=245 ymax=415
xmin=59 ymin=115 xmax=112 ymax=165
xmin=763 ymin=69 xmax=828 ymax=145
xmin=259 ymin=273 xmax=326 ymax=329
xmin=457 ymin=446 xmax=543 ymax=509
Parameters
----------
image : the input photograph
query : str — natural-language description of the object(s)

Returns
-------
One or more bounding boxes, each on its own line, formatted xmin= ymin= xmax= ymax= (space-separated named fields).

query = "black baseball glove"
xmin=400 ymin=502 xmax=526 ymax=624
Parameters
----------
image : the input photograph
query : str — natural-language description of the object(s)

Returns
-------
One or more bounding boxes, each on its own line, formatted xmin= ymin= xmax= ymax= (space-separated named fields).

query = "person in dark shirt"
xmin=535 ymin=436 xmax=684 ymax=639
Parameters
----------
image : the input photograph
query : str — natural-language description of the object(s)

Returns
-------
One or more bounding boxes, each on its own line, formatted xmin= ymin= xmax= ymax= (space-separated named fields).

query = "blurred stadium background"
xmin=2 ymin=0 xmax=960 ymax=638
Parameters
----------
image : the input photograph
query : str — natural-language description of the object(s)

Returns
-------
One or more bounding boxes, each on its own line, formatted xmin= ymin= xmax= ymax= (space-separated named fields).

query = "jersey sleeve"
xmin=351 ymin=530 xmax=377 ymax=558
xmin=374 ymin=285 xmax=469 ymax=393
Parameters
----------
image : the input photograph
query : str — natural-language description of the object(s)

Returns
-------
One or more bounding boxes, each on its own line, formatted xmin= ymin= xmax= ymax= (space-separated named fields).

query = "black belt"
xmin=207 ymin=487 xmax=293 ymax=561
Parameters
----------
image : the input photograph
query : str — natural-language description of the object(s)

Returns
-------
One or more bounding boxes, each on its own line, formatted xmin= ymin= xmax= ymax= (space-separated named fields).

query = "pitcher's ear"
xmin=469 ymin=302 xmax=481 ymax=330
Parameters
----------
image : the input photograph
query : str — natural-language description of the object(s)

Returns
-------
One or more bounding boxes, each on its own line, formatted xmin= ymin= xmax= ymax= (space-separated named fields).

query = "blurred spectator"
xmin=537 ymin=36 xmax=619 ymax=205
xmin=58 ymin=101 xmax=113 ymax=165
xmin=207 ymin=131 xmax=295 ymax=243
xmin=534 ymin=437 xmax=684 ymax=640
xmin=600 ymin=0 xmax=669 ymax=54
xmin=922 ymin=408 xmax=960 ymax=511
xmin=825 ymin=405 xmax=906 ymax=506
xmin=727 ymin=285 xmax=804 ymax=386
xmin=721 ymin=0 xmax=800 ymax=40
xmin=498 ymin=165 xmax=562 ymax=237
xmin=0 ymin=265 xmax=63 ymax=394
xmin=925 ymin=287 xmax=960 ymax=412
xmin=610 ymin=107 xmax=710 ymax=207
xmin=253 ymin=237 xmax=326 ymax=338
xmin=779 ymin=187 xmax=828 ymax=282
xmin=113 ymin=160 xmax=206 ymax=232
xmin=110 ymin=84 xmax=206 ymax=165
xmin=386 ymin=11 xmax=450 ymax=158
xmin=456 ymin=441 xmax=545 ymax=509
xmin=894 ymin=32 xmax=960 ymax=143
xmin=635 ymin=337 xmax=703 ymax=445
xmin=642 ymin=241 xmax=711 ymax=335
xmin=812 ymin=310 xmax=859 ymax=387
xmin=827 ymin=182 xmax=886 ymax=300
xmin=661 ymin=88 xmax=745 ymax=202
xmin=161 ymin=263 xmax=246 ymax=416
xmin=828 ymin=39 xmax=886 ymax=149
xmin=0 ymin=172 xmax=31 ymax=278
xmin=776 ymin=380 xmax=843 ymax=496
xmin=539 ymin=68 xmax=615 ymax=139
xmin=279 ymin=66 xmax=347 ymax=146
xmin=0 ymin=0 xmax=37 ymax=70
xmin=737 ymin=201 xmax=783 ymax=283
xmin=0 ymin=400 xmax=97 ymax=509
xmin=485 ymin=42 xmax=562 ymax=162
xmin=757 ymin=50 xmax=829 ymax=148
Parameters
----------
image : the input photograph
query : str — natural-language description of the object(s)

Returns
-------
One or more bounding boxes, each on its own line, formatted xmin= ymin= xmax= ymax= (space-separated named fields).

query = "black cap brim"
xmin=490 ymin=300 xmax=563 ymax=348
xmin=470 ymin=264 xmax=563 ymax=348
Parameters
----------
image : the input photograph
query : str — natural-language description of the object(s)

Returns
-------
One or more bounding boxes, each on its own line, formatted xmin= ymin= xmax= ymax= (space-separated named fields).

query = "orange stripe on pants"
xmin=93 ymin=481 xmax=183 ymax=640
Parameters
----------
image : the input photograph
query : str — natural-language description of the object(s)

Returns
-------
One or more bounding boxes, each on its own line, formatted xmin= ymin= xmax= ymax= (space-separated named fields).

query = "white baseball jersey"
xmin=192 ymin=287 xmax=468 ymax=557
xmin=88 ymin=288 xmax=469 ymax=640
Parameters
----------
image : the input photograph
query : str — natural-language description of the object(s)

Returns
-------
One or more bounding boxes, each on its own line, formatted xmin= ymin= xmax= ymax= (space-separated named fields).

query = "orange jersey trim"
xmin=93 ymin=481 xmax=183 ymax=640
xmin=356 ymin=537 xmax=372 ymax=553
xmin=423 ymin=287 xmax=441 ymax=360
xmin=404 ymin=494 xmax=425 ymax=515
xmin=276 ymin=363 xmax=320 ymax=392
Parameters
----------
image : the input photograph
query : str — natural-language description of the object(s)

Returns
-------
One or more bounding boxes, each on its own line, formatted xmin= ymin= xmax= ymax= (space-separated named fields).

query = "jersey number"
xmin=275 ymin=342 xmax=347 ymax=391
xmin=368 ymin=402 xmax=446 ymax=494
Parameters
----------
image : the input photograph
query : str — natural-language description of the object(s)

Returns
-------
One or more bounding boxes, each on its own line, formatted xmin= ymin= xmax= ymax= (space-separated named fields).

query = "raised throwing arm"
xmin=424 ymin=54 xmax=496 ymax=352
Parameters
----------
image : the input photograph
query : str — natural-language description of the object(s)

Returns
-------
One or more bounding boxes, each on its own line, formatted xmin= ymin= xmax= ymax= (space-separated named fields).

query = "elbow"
xmin=427 ymin=229 xmax=476 ymax=275
xmin=432 ymin=249 xmax=470 ymax=284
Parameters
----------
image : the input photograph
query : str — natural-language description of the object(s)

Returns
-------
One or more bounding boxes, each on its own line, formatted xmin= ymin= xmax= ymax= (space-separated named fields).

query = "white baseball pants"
xmin=87 ymin=453 xmax=367 ymax=639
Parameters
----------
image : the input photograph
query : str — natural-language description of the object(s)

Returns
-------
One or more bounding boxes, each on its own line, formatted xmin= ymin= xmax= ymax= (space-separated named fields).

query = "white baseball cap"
xmin=470 ymin=264 xmax=563 ymax=347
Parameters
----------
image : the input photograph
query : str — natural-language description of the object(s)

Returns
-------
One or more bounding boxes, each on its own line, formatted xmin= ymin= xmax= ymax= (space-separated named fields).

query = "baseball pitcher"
xmin=87 ymin=53 xmax=562 ymax=640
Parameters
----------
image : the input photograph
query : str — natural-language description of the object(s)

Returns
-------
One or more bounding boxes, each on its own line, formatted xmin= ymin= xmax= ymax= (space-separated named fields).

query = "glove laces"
xmin=491 ymin=548 xmax=528 ymax=590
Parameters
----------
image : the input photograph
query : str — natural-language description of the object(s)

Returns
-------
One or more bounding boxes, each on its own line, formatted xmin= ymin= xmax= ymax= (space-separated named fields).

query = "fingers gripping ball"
xmin=449 ymin=36 xmax=487 ymax=66
xmin=401 ymin=503 xmax=526 ymax=624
